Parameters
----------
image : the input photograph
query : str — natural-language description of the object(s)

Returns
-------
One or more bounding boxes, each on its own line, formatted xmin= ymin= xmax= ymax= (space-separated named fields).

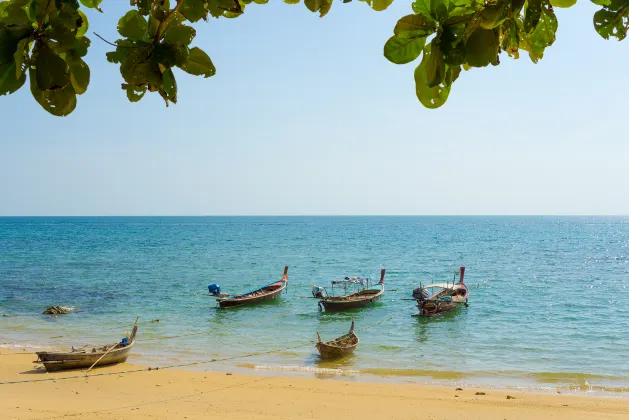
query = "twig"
xmin=93 ymin=32 xmax=118 ymax=47
xmin=154 ymin=0 xmax=185 ymax=42
xmin=37 ymin=0 xmax=55 ymax=32
xmin=93 ymin=33 xmax=147 ymax=49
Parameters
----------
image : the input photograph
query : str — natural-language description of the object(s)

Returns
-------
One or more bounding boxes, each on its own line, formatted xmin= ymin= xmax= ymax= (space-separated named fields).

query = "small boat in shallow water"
xmin=316 ymin=319 xmax=359 ymax=359
xmin=34 ymin=318 xmax=138 ymax=372
xmin=212 ymin=266 xmax=289 ymax=308
xmin=314 ymin=269 xmax=385 ymax=312
xmin=412 ymin=267 xmax=469 ymax=317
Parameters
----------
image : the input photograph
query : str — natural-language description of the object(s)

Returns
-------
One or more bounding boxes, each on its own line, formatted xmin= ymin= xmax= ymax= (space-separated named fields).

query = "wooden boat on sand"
xmin=315 ymin=269 xmax=385 ymax=312
xmin=214 ymin=266 xmax=289 ymax=308
xmin=412 ymin=267 xmax=469 ymax=317
xmin=316 ymin=319 xmax=359 ymax=359
xmin=34 ymin=318 xmax=138 ymax=372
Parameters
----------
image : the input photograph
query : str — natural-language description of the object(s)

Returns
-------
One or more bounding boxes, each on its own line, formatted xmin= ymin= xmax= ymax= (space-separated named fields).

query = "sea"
xmin=1 ymin=216 xmax=628 ymax=394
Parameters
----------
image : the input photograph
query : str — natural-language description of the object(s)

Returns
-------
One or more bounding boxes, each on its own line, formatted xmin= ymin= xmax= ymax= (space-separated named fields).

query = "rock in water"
xmin=42 ymin=306 xmax=73 ymax=315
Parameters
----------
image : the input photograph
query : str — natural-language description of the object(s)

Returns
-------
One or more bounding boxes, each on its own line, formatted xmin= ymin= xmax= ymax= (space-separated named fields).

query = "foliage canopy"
xmin=0 ymin=0 xmax=627 ymax=116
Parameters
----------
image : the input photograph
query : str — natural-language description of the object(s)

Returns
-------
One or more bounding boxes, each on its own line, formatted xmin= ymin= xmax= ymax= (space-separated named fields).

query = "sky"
xmin=0 ymin=1 xmax=628 ymax=216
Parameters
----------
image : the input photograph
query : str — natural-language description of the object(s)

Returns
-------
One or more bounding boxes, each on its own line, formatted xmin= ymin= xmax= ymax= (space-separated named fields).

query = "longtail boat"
xmin=316 ymin=319 xmax=359 ymax=359
xmin=412 ymin=266 xmax=469 ymax=317
xmin=213 ymin=266 xmax=289 ymax=308
xmin=314 ymin=269 xmax=385 ymax=312
xmin=34 ymin=318 xmax=138 ymax=372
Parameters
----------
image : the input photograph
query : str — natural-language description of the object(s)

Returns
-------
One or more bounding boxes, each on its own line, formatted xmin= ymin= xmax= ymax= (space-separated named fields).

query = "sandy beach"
xmin=1 ymin=349 xmax=628 ymax=420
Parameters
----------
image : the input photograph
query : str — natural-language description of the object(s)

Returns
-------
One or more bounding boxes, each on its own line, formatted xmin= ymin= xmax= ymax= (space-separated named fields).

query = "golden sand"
xmin=1 ymin=349 xmax=628 ymax=420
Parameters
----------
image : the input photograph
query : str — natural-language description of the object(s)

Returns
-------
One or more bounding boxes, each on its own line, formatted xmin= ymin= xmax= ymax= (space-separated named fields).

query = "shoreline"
xmin=2 ymin=342 xmax=629 ymax=398
xmin=2 ymin=350 xmax=629 ymax=420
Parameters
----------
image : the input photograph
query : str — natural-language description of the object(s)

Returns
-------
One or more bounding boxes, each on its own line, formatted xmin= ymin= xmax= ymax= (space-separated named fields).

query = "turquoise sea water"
xmin=1 ymin=216 xmax=628 ymax=393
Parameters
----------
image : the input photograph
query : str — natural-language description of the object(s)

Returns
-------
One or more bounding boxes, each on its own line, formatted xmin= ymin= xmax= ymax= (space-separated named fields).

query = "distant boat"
xmin=211 ymin=266 xmax=289 ymax=308
xmin=34 ymin=318 xmax=138 ymax=372
xmin=316 ymin=319 xmax=359 ymax=359
xmin=314 ymin=269 xmax=385 ymax=312
xmin=412 ymin=267 xmax=469 ymax=317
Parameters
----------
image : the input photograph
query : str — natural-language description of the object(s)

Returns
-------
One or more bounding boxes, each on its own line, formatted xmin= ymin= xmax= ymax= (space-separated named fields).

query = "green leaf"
xmin=360 ymin=0 xmax=394 ymax=11
xmin=305 ymin=0 xmax=333 ymax=17
xmin=118 ymin=10 xmax=148 ymax=41
xmin=465 ymin=28 xmax=499 ymax=67
xmin=0 ymin=61 xmax=26 ymax=95
xmin=480 ymin=1 xmax=509 ymax=29
xmin=161 ymin=67 xmax=177 ymax=103
xmin=439 ymin=25 xmax=466 ymax=66
xmin=446 ymin=65 xmax=461 ymax=85
xmin=68 ymin=57 xmax=90 ymax=94
xmin=34 ymin=42 xmax=70 ymax=90
xmin=394 ymin=14 xmax=438 ymax=38
xmin=124 ymin=84 xmax=147 ymax=102
xmin=590 ymin=0 xmax=611 ymax=5
xmin=13 ymin=37 xmax=29 ymax=79
xmin=120 ymin=45 xmax=162 ymax=86
xmin=153 ymin=42 xmax=189 ymax=68
xmin=79 ymin=0 xmax=103 ymax=11
xmin=412 ymin=0 xmax=431 ymax=17
xmin=181 ymin=0 xmax=208 ymax=23
xmin=163 ymin=24 xmax=196 ymax=46
xmin=431 ymin=0 xmax=449 ymax=21
xmin=67 ymin=36 xmax=90 ymax=57
xmin=29 ymin=0 xmax=51 ymax=26
xmin=383 ymin=34 xmax=426 ymax=64
xmin=29 ymin=66 xmax=77 ymax=116
xmin=512 ymin=0 xmax=526 ymax=13
xmin=528 ymin=6 xmax=557 ymax=48
xmin=2 ymin=1 xmax=30 ymax=25
xmin=77 ymin=10 xmax=89 ymax=37
xmin=524 ymin=0 xmax=542 ymax=33
xmin=425 ymin=40 xmax=446 ymax=88
xmin=550 ymin=0 xmax=576 ymax=7
xmin=414 ymin=46 xmax=450 ymax=109
xmin=593 ymin=9 xmax=628 ymax=40
xmin=181 ymin=47 xmax=216 ymax=78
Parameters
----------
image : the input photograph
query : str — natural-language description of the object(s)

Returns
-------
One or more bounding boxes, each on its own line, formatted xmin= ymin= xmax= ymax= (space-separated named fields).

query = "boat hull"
xmin=316 ymin=342 xmax=357 ymax=359
xmin=36 ymin=344 xmax=133 ymax=372
xmin=217 ymin=282 xmax=287 ymax=308
xmin=414 ymin=301 xmax=465 ymax=317
xmin=320 ymin=293 xmax=383 ymax=312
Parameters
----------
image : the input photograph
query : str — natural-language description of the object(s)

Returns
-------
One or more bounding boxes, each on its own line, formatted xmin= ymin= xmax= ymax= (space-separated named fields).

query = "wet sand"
xmin=1 ymin=349 xmax=628 ymax=420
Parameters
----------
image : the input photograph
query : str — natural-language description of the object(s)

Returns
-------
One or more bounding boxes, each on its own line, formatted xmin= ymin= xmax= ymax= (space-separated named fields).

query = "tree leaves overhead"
xmin=0 ymin=0 xmax=626 ymax=115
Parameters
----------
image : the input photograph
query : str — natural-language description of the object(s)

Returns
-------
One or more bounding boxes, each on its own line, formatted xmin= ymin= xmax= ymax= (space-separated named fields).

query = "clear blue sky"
xmin=1 ymin=1 xmax=627 ymax=216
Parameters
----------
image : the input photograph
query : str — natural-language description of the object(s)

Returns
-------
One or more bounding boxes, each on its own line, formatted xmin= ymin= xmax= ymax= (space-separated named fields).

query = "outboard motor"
xmin=208 ymin=284 xmax=221 ymax=296
xmin=412 ymin=287 xmax=429 ymax=302
xmin=312 ymin=285 xmax=327 ymax=299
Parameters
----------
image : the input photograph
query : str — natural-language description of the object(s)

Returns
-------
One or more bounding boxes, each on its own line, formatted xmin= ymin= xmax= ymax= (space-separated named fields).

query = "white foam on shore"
xmin=252 ymin=365 xmax=359 ymax=376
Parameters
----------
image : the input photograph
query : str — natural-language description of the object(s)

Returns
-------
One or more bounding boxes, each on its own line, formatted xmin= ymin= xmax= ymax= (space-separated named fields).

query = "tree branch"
xmin=154 ymin=0 xmax=185 ymax=42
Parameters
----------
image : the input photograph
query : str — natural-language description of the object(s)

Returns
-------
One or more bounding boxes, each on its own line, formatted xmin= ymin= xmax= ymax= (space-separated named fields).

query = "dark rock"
xmin=43 ymin=306 xmax=73 ymax=315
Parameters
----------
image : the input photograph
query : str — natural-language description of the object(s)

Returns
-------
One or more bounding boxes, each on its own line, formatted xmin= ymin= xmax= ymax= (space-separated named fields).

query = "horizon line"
xmin=1 ymin=214 xmax=628 ymax=218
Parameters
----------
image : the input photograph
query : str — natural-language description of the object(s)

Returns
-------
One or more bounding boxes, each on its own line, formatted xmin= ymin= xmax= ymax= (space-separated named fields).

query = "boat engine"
xmin=208 ymin=284 xmax=221 ymax=296
xmin=312 ymin=285 xmax=327 ymax=299
xmin=412 ymin=287 xmax=430 ymax=302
